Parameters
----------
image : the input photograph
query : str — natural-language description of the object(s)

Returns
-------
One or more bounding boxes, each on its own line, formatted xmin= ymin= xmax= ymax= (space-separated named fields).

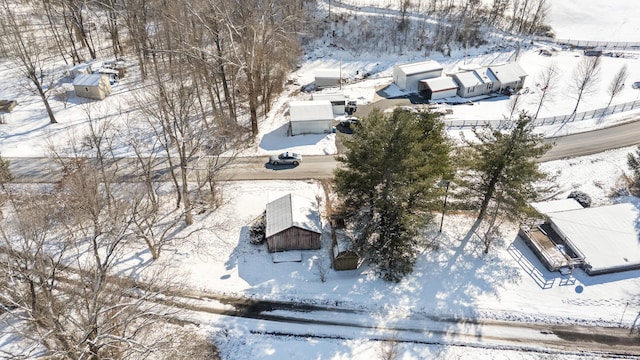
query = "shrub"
xmin=568 ymin=190 xmax=591 ymax=208
xmin=249 ymin=211 xmax=266 ymax=245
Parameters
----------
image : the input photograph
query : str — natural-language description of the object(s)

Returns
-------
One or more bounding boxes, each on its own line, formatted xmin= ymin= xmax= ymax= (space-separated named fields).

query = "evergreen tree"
xmin=0 ymin=154 xmax=10 ymax=187
xmin=334 ymin=108 xmax=452 ymax=281
xmin=627 ymin=145 xmax=640 ymax=195
xmin=458 ymin=112 xmax=552 ymax=253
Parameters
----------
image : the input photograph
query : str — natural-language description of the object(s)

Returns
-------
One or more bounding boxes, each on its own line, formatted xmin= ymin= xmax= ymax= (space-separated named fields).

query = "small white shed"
xmin=73 ymin=73 xmax=111 ymax=100
xmin=314 ymin=69 xmax=341 ymax=89
xmin=419 ymin=76 xmax=458 ymax=100
xmin=393 ymin=60 xmax=443 ymax=92
xmin=289 ymin=100 xmax=334 ymax=135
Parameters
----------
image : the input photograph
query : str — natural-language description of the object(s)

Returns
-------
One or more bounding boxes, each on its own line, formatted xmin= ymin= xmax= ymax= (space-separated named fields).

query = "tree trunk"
xmin=180 ymin=153 xmax=193 ymax=226
xmin=32 ymin=77 xmax=57 ymax=124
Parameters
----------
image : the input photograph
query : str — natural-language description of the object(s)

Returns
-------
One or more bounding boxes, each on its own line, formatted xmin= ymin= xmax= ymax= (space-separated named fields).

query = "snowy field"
xmin=1 ymin=1 xmax=640 ymax=359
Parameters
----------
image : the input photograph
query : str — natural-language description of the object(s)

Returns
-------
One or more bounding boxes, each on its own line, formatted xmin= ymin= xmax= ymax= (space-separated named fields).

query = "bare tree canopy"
xmin=569 ymin=55 xmax=601 ymax=116
xmin=607 ymin=65 xmax=628 ymax=108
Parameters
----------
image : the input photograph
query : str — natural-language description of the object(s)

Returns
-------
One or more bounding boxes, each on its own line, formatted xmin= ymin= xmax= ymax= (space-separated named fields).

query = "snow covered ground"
xmin=1 ymin=1 xmax=640 ymax=359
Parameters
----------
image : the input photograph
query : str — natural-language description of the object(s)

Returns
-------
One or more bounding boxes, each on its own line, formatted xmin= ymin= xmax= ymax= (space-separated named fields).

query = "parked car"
xmin=339 ymin=117 xmax=360 ymax=127
xmin=269 ymin=152 xmax=302 ymax=165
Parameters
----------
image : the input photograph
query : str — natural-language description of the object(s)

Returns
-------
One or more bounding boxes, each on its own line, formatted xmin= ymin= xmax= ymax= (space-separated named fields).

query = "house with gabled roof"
xmin=488 ymin=63 xmax=527 ymax=93
xmin=265 ymin=193 xmax=322 ymax=252
xmin=520 ymin=199 xmax=640 ymax=275
xmin=452 ymin=68 xmax=498 ymax=98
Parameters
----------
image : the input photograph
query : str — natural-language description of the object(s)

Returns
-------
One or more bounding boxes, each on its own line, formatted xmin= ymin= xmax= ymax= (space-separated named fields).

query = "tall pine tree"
xmin=458 ymin=112 xmax=552 ymax=253
xmin=334 ymin=108 xmax=452 ymax=281
xmin=627 ymin=145 xmax=640 ymax=195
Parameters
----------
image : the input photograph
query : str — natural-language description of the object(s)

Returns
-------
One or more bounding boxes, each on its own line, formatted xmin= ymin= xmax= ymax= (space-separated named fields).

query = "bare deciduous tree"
xmin=0 ymin=0 xmax=58 ymax=124
xmin=606 ymin=65 xmax=628 ymax=109
xmin=569 ymin=55 xmax=601 ymax=117
xmin=533 ymin=62 xmax=560 ymax=119
xmin=505 ymin=93 xmax=522 ymax=122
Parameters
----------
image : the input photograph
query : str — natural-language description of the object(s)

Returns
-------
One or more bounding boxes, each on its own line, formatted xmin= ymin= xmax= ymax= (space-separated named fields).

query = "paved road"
xmin=541 ymin=121 xmax=640 ymax=161
xmin=6 ymin=118 xmax=640 ymax=182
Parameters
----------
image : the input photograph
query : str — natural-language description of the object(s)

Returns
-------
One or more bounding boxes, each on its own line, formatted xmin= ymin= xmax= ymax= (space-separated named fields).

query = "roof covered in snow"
xmin=452 ymin=71 xmax=485 ymax=87
xmin=73 ymin=73 xmax=105 ymax=87
xmin=420 ymin=76 xmax=458 ymax=92
xmin=289 ymin=100 xmax=335 ymax=121
xmin=314 ymin=68 xmax=341 ymax=79
xmin=394 ymin=60 xmax=443 ymax=76
xmin=530 ymin=198 xmax=585 ymax=215
xmin=265 ymin=193 xmax=322 ymax=238
xmin=311 ymin=92 xmax=345 ymax=102
xmin=548 ymin=202 xmax=640 ymax=274
xmin=488 ymin=63 xmax=527 ymax=84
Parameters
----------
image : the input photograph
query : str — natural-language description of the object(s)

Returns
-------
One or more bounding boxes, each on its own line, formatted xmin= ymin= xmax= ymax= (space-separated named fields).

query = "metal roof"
xmin=395 ymin=60 xmax=443 ymax=76
xmin=265 ymin=193 xmax=322 ymax=238
xmin=548 ymin=202 xmax=640 ymax=274
xmin=530 ymin=199 xmax=584 ymax=214
xmin=289 ymin=100 xmax=335 ymax=121
xmin=314 ymin=68 xmax=341 ymax=79
xmin=488 ymin=63 xmax=527 ymax=84
xmin=420 ymin=76 xmax=458 ymax=91
xmin=73 ymin=73 xmax=105 ymax=87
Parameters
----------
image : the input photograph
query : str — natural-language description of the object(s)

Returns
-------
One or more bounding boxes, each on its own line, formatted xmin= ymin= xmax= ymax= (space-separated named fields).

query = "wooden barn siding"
xmin=267 ymin=227 xmax=321 ymax=252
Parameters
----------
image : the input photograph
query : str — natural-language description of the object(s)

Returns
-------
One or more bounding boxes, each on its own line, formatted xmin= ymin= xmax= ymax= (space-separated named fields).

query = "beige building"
xmin=73 ymin=73 xmax=111 ymax=100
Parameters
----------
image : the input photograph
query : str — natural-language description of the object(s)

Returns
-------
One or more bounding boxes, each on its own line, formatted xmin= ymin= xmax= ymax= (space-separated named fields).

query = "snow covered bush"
xmin=568 ymin=190 xmax=592 ymax=208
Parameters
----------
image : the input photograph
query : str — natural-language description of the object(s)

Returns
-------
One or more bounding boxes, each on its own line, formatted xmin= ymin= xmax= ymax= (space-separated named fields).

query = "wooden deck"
xmin=519 ymin=226 xmax=571 ymax=272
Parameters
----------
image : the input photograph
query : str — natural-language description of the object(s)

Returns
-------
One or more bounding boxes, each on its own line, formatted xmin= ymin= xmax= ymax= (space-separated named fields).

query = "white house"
xmin=488 ymin=63 xmax=527 ymax=93
xmin=393 ymin=60 xmax=443 ymax=92
xmin=73 ymin=73 xmax=111 ymax=100
xmin=419 ymin=76 xmax=458 ymax=100
xmin=289 ymin=100 xmax=334 ymax=135
xmin=453 ymin=69 xmax=495 ymax=97
xmin=522 ymin=199 xmax=640 ymax=275
xmin=314 ymin=69 xmax=341 ymax=89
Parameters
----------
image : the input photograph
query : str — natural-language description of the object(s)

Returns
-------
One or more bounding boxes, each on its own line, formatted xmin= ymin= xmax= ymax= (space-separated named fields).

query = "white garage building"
xmin=393 ymin=60 xmax=443 ymax=92
xmin=311 ymin=92 xmax=346 ymax=115
xmin=419 ymin=76 xmax=458 ymax=100
xmin=289 ymin=100 xmax=334 ymax=135
xmin=314 ymin=69 xmax=341 ymax=89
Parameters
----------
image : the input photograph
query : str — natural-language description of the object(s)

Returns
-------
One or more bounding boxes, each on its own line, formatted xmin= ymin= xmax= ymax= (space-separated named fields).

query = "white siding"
xmin=393 ymin=60 xmax=443 ymax=92
xmin=291 ymin=119 xmax=333 ymax=135
xmin=289 ymin=100 xmax=334 ymax=135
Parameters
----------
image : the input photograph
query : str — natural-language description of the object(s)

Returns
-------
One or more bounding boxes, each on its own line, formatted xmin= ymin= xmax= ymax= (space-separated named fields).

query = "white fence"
xmin=532 ymin=37 xmax=640 ymax=51
xmin=445 ymin=100 xmax=640 ymax=130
